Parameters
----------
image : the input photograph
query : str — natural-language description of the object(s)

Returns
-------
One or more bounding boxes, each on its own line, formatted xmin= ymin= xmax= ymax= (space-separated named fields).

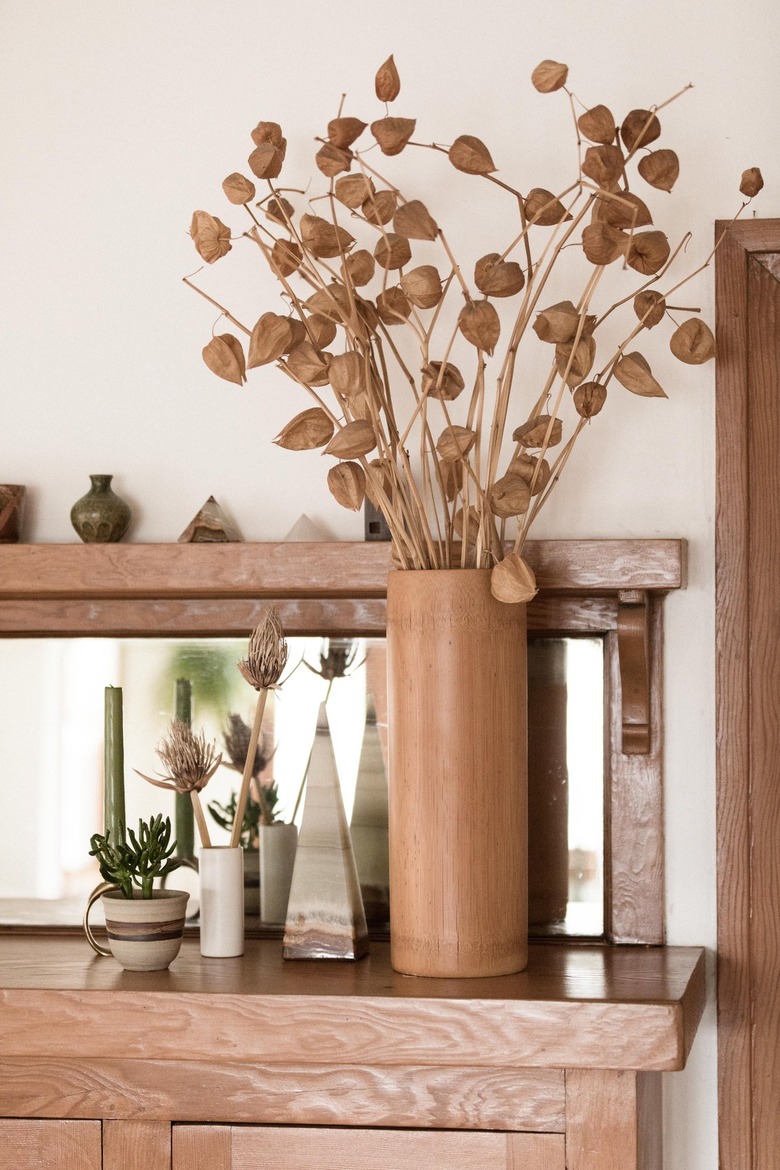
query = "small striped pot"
xmin=101 ymin=889 xmax=189 ymax=971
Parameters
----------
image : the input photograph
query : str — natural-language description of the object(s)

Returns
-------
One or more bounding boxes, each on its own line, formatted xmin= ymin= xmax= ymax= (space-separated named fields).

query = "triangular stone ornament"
xmin=178 ymin=496 xmax=242 ymax=543
xmin=350 ymin=700 xmax=390 ymax=930
xmin=283 ymin=703 xmax=369 ymax=960
xmin=283 ymin=513 xmax=330 ymax=542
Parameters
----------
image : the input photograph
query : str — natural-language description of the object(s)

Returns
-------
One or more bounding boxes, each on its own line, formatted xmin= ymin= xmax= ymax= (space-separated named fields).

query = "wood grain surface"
xmin=0 ymin=1120 xmax=101 ymax=1169
xmin=103 ymin=1120 xmax=170 ymax=1170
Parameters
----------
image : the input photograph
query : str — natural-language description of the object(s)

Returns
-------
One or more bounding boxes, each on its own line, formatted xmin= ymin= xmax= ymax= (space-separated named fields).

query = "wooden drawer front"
xmin=174 ymin=1125 xmax=567 ymax=1170
xmin=0 ymin=1120 xmax=101 ymax=1169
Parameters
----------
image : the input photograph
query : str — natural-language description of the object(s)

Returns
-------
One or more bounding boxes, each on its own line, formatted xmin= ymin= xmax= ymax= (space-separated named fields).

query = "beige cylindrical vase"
xmin=199 ymin=846 xmax=244 ymax=957
xmin=387 ymin=568 xmax=528 ymax=978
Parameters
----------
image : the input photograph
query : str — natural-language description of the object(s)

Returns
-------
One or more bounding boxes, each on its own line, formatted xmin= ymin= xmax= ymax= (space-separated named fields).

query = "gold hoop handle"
xmin=83 ymin=881 xmax=117 ymax=957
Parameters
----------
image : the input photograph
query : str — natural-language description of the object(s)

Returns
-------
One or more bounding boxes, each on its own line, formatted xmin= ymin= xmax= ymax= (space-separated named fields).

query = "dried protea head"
xmin=238 ymin=609 xmax=289 ymax=691
xmin=223 ymin=713 xmax=270 ymax=779
xmin=136 ymin=720 xmax=222 ymax=794
xmin=310 ymin=638 xmax=361 ymax=680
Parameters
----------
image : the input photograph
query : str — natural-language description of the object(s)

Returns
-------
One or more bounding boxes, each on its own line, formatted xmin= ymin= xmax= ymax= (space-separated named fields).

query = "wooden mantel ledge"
xmin=0 ymin=938 xmax=704 ymax=1074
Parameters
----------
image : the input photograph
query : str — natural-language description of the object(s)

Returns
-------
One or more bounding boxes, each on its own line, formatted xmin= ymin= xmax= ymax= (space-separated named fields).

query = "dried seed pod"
xmin=531 ymin=60 xmax=569 ymax=93
xmin=285 ymin=340 xmax=331 ymax=387
xmin=343 ymin=249 xmax=376 ymax=287
xmin=305 ymin=283 xmax=352 ymax=323
xmin=594 ymin=189 xmax=653 ymax=230
xmin=401 ymin=264 xmax=443 ymax=308
xmin=371 ymin=117 xmax=416 ymax=156
xmin=365 ymin=458 xmax=395 ymax=507
xmin=421 ymin=360 xmax=465 ymax=401
xmin=316 ymin=142 xmax=353 ymax=178
xmin=222 ymin=173 xmax=256 ymax=205
xmin=436 ymin=425 xmax=477 ymax=462
xmin=327 ymin=462 xmax=366 ymax=510
xmin=626 ymin=229 xmax=671 ymax=276
xmin=524 ymin=188 xmax=572 ymax=226
xmin=582 ymin=144 xmax=624 ymax=189
xmin=490 ymin=554 xmax=538 ymax=604
xmin=347 ymin=390 xmax=372 ymax=421
xmin=274 ymin=407 xmax=334 ymax=451
xmin=453 ymin=505 xmax=481 ymax=542
xmin=393 ymin=199 xmax=438 ymax=241
xmin=577 ymin=105 xmax=616 ymax=145
xmin=190 ymin=210 xmax=232 ymax=263
xmin=474 ymin=253 xmax=525 ymax=297
xmin=638 ymin=149 xmax=679 ymax=192
xmin=512 ymin=415 xmax=563 ymax=448
xmin=613 ymin=352 xmax=667 ymax=397
xmin=573 ymin=381 xmax=607 ymax=418
xmin=300 ymin=213 xmax=355 ymax=259
xmin=633 ymin=290 xmax=666 ymax=329
xmin=248 ymin=312 xmax=294 ymax=368
xmin=441 ymin=460 xmax=461 ymax=502
xmin=328 ymin=117 xmax=367 ymax=149
xmin=324 ymin=419 xmax=377 ymax=459
xmin=335 ymin=174 xmax=375 ymax=209
xmin=251 ymin=121 xmax=284 ymax=147
xmin=582 ymin=221 xmax=628 ymax=266
xmin=532 ymin=301 xmax=580 ymax=344
xmin=375 ymin=54 xmax=401 ymax=102
xmin=740 ymin=167 xmax=764 ymax=198
xmin=362 ymin=189 xmax=397 ymax=225
xmin=264 ymin=197 xmax=294 ymax=225
xmin=509 ymin=452 xmax=551 ymax=495
xmin=248 ymin=139 xmax=287 ymax=180
xmin=620 ymin=109 xmax=661 ymax=152
xmin=555 ymin=336 xmax=596 ymax=387
xmin=355 ymin=295 xmax=379 ymax=336
xmin=304 ymin=313 xmax=338 ymax=349
xmin=448 ymin=134 xmax=496 ymax=175
xmin=270 ymin=238 xmax=302 ymax=278
xmin=374 ymin=232 xmax=412 ymax=270
xmin=285 ymin=319 xmax=307 ymax=352
xmin=202 ymin=334 xmax=246 ymax=386
xmin=458 ymin=299 xmax=501 ymax=354
xmin=376 ymin=286 xmax=411 ymax=324
xmin=489 ymin=474 xmax=532 ymax=518
xmin=669 ymin=318 xmax=716 ymax=364
xmin=328 ymin=350 xmax=366 ymax=398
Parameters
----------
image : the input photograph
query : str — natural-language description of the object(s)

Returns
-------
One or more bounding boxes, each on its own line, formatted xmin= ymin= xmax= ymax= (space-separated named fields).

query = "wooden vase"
xmin=386 ymin=568 xmax=528 ymax=978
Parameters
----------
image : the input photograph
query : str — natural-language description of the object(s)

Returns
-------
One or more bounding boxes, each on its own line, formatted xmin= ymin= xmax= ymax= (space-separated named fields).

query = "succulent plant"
xmin=89 ymin=814 xmax=179 ymax=899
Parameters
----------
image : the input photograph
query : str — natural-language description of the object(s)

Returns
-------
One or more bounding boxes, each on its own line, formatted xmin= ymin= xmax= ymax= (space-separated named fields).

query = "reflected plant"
xmin=217 ymin=711 xmax=281 ymax=830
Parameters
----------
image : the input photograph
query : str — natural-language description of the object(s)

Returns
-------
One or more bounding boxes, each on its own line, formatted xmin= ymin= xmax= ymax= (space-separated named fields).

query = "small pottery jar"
xmin=83 ymin=884 xmax=190 ymax=972
xmin=70 ymin=474 xmax=131 ymax=542
xmin=0 ymin=484 xmax=26 ymax=543
xmin=199 ymin=846 xmax=245 ymax=957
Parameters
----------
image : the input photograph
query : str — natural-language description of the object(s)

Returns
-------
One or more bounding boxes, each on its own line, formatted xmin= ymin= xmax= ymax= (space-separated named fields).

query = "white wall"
xmin=2 ymin=2 xmax=779 ymax=1163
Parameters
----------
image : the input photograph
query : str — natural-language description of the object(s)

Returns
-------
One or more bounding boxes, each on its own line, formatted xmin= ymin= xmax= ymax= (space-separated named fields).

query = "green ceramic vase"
xmin=70 ymin=474 xmax=131 ymax=542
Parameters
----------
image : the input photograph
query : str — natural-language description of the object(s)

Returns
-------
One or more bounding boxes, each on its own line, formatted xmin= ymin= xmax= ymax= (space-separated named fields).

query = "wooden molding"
xmin=617 ymin=591 xmax=651 ymax=755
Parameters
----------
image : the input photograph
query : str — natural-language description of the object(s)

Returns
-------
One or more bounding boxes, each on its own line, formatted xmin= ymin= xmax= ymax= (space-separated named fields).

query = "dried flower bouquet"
xmin=186 ymin=56 xmax=763 ymax=602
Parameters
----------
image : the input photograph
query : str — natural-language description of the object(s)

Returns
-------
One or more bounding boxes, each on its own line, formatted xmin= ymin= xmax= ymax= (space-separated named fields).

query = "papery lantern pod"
xmin=248 ymin=140 xmax=287 ymax=180
xmin=328 ymin=117 xmax=368 ymax=149
xmin=436 ymin=424 xmax=477 ymax=462
xmin=593 ymin=189 xmax=653 ymax=230
xmin=633 ymin=290 xmax=666 ymax=329
xmin=316 ymin=142 xmax=353 ymax=178
xmin=362 ymin=189 xmax=398 ymax=225
xmin=376 ymin=286 xmax=411 ymax=324
xmin=285 ymin=340 xmax=332 ymax=387
xmin=284 ymin=319 xmax=307 ymax=353
xmin=305 ymin=283 xmax=352 ymax=324
xmin=251 ymin=121 xmax=284 ymax=147
xmin=270 ymin=238 xmax=303 ymax=278
xmin=510 ymin=452 xmax=552 ymax=496
xmin=421 ymin=360 xmax=465 ymax=401
xmin=375 ymin=54 xmax=401 ymax=102
xmin=453 ymin=505 xmax=481 ymax=543
xmin=523 ymin=188 xmax=572 ymax=226
xmin=531 ymin=60 xmax=569 ymax=94
xmin=342 ymin=249 xmax=376 ymax=287
xmin=638 ymin=149 xmax=680 ymax=193
xmin=620 ymin=109 xmax=661 ymax=152
xmin=474 ymin=253 xmax=525 ymax=297
xmin=190 ymin=210 xmax=232 ymax=263
xmin=577 ymin=105 xmax=616 ymax=145
xmin=489 ymin=474 xmax=532 ymax=519
xmin=365 ymin=457 xmax=395 ymax=507
xmin=532 ymin=300 xmax=580 ymax=344
xmin=327 ymin=461 xmax=366 ymax=511
xmin=348 ymin=390 xmax=374 ymax=421
xmin=401 ymin=264 xmax=443 ymax=309
xmin=274 ymin=407 xmax=334 ymax=451
xmin=669 ymin=318 xmax=716 ymax=365
xmin=448 ymin=134 xmax=496 ymax=175
xmin=264 ymin=196 xmax=295 ymax=225
xmin=304 ymin=313 xmax=338 ymax=349
xmin=355 ymin=295 xmax=379 ymax=335
xmin=458 ymin=299 xmax=501 ymax=354
xmin=324 ymin=419 xmax=377 ymax=459
xmin=202 ymin=334 xmax=247 ymax=386
xmin=441 ymin=459 xmax=461 ymax=502
xmin=335 ymin=174 xmax=375 ymax=209
xmin=512 ymin=415 xmax=563 ymax=449
xmin=300 ymin=214 xmax=355 ymax=259
xmin=582 ymin=221 xmax=629 ymax=266
xmin=393 ymin=199 xmax=439 ymax=241
xmin=491 ymin=554 xmax=538 ymax=604
xmin=374 ymin=232 xmax=412 ymax=270
xmin=740 ymin=167 xmax=764 ymax=197
xmin=222 ymin=173 xmax=257 ymax=205
xmin=248 ymin=312 xmax=295 ymax=368
xmin=573 ymin=381 xmax=607 ymax=419
xmin=328 ymin=350 xmax=367 ymax=398
xmin=582 ymin=144 xmax=625 ymax=189
xmin=626 ymin=229 xmax=671 ymax=275
xmin=613 ymin=352 xmax=667 ymax=397
xmin=555 ymin=336 xmax=596 ymax=388
xmin=371 ymin=117 xmax=416 ymax=156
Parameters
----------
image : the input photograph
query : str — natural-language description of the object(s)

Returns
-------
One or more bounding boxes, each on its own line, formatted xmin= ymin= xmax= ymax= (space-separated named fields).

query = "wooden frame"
xmin=0 ymin=538 xmax=683 ymax=944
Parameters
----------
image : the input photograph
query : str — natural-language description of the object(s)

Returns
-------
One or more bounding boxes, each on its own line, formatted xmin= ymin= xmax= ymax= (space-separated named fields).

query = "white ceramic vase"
xmin=199 ymin=846 xmax=244 ymax=957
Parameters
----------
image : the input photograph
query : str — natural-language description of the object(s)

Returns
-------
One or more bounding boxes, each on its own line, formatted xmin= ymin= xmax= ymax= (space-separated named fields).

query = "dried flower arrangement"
xmin=135 ymin=721 xmax=222 ymax=848
xmin=208 ymin=712 xmax=282 ymax=845
xmin=185 ymin=56 xmax=763 ymax=602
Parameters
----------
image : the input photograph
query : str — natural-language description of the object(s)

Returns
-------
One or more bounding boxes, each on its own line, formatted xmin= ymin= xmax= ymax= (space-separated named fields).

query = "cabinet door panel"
xmin=0 ymin=1120 xmax=101 ymax=1169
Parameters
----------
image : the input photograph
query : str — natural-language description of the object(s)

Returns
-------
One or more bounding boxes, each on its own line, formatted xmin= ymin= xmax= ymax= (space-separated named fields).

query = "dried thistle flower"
xmin=237 ymin=609 xmax=289 ymax=691
xmin=137 ymin=720 xmax=222 ymax=794
xmin=223 ymin=712 xmax=270 ymax=779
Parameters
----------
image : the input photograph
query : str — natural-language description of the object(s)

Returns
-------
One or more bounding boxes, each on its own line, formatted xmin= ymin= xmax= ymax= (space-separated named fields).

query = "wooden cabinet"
xmin=0 ymin=1120 xmax=101 ymax=1169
